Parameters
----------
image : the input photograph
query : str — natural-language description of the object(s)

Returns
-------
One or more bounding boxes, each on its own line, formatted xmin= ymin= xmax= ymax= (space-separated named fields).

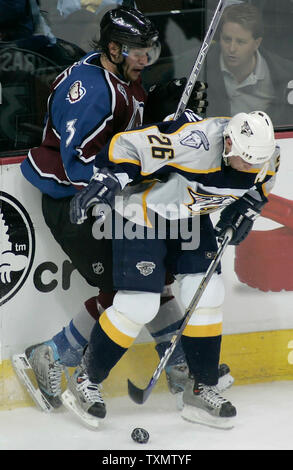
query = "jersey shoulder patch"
xmin=66 ymin=80 xmax=87 ymax=103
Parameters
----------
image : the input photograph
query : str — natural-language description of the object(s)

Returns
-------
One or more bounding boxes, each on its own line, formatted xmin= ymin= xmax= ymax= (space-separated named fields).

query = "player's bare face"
xmin=106 ymin=43 xmax=149 ymax=81
xmin=122 ymin=48 xmax=149 ymax=81
xmin=220 ymin=22 xmax=262 ymax=81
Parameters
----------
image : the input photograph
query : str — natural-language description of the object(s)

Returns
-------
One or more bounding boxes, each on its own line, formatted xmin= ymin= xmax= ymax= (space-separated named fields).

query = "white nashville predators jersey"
xmin=96 ymin=112 xmax=280 ymax=226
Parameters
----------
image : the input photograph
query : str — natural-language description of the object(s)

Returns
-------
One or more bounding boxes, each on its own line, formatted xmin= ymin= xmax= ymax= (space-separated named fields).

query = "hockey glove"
xmin=214 ymin=193 xmax=268 ymax=245
xmin=70 ymin=168 xmax=121 ymax=225
xmin=187 ymin=79 xmax=208 ymax=115
xmin=145 ymin=78 xmax=208 ymax=122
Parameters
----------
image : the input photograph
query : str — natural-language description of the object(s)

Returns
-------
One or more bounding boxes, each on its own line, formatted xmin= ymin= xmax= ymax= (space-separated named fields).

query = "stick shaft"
xmin=151 ymin=228 xmax=232 ymax=378
xmin=174 ymin=0 xmax=226 ymax=120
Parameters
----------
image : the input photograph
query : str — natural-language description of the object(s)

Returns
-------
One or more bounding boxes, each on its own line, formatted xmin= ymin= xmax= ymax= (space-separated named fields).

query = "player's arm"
xmin=69 ymin=166 xmax=123 ymax=225
xmin=69 ymin=131 xmax=144 ymax=225
xmin=69 ymin=111 xmax=203 ymax=225
xmin=215 ymin=146 xmax=281 ymax=245
xmin=55 ymin=74 xmax=116 ymax=189
xmin=214 ymin=192 xmax=268 ymax=245
xmin=69 ymin=116 xmax=180 ymax=225
xmin=144 ymin=78 xmax=208 ymax=123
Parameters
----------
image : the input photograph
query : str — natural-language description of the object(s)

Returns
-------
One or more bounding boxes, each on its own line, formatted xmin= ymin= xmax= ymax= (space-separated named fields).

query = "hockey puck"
xmin=131 ymin=427 xmax=149 ymax=444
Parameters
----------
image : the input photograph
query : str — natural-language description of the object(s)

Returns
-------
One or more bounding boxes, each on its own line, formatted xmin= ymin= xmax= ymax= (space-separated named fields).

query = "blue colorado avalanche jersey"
xmin=21 ymin=52 xmax=147 ymax=198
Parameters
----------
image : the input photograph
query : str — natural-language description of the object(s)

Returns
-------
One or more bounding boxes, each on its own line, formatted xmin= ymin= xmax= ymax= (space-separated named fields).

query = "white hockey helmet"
xmin=223 ymin=111 xmax=276 ymax=164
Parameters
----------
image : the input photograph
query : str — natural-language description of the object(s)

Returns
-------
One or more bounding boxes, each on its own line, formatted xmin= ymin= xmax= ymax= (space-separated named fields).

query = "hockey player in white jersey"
xmin=64 ymin=109 xmax=279 ymax=429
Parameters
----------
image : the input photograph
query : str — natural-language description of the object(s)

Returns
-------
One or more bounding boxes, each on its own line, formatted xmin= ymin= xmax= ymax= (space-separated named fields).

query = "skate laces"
xmin=29 ymin=344 xmax=63 ymax=396
xmin=47 ymin=361 xmax=63 ymax=395
xmin=75 ymin=373 xmax=104 ymax=404
xmin=196 ymin=384 xmax=228 ymax=409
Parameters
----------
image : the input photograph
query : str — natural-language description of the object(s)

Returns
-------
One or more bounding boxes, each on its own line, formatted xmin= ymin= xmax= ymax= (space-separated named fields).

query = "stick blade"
xmin=127 ymin=379 xmax=153 ymax=404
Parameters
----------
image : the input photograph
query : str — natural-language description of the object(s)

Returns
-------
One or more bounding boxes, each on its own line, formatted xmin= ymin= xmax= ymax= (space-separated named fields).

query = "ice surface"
xmin=0 ymin=381 xmax=292 ymax=451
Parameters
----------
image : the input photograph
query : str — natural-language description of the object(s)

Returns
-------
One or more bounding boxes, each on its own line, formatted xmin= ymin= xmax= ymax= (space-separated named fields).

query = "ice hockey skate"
xmin=12 ymin=342 xmax=64 ymax=412
xmin=166 ymin=362 xmax=189 ymax=394
xmin=181 ymin=376 xmax=237 ymax=429
xmin=166 ymin=362 xmax=235 ymax=411
xmin=61 ymin=364 xmax=106 ymax=430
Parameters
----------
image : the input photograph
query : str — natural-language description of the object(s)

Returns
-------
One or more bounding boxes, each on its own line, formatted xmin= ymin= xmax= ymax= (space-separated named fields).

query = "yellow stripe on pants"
xmin=99 ymin=312 xmax=136 ymax=349
xmin=183 ymin=322 xmax=223 ymax=338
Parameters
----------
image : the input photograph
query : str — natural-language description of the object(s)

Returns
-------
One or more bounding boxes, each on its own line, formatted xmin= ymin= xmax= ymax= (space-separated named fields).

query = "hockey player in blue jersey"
xmin=63 ymin=109 xmax=279 ymax=429
xmin=14 ymin=6 xmax=223 ymax=412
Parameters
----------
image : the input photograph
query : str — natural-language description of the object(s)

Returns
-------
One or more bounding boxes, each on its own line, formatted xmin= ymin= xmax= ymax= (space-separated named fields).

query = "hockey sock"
xmin=181 ymin=335 xmax=222 ymax=385
xmin=85 ymin=320 xmax=128 ymax=383
xmin=147 ymin=288 xmax=186 ymax=366
xmin=51 ymin=292 xmax=116 ymax=367
xmin=52 ymin=322 xmax=87 ymax=367
xmin=85 ymin=303 xmax=143 ymax=383
xmin=153 ymin=320 xmax=186 ymax=366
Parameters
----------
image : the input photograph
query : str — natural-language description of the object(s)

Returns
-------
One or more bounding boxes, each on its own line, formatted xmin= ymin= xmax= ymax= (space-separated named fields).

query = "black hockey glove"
xmin=70 ymin=168 xmax=121 ymax=225
xmin=145 ymin=78 xmax=208 ymax=122
xmin=214 ymin=193 xmax=268 ymax=245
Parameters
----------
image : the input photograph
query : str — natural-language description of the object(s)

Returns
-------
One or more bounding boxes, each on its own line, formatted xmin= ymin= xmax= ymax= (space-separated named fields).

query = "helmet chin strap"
xmin=222 ymin=135 xmax=239 ymax=166
xmin=223 ymin=148 xmax=237 ymax=166
xmin=254 ymin=161 xmax=269 ymax=183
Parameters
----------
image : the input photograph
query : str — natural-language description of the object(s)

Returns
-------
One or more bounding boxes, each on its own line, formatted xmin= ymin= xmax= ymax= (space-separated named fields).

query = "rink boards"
xmin=0 ymin=134 xmax=293 ymax=410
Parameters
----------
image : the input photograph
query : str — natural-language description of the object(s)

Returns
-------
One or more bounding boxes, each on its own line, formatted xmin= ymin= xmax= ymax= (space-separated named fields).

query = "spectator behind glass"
xmin=204 ymin=3 xmax=293 ymax=127
xmin=0 ymin=0 xmax=85 ymax=60
xmin=0 ymin=0 xmax=56 ymax=49
xmin=0 ymin=0 xmax=85 ymax=152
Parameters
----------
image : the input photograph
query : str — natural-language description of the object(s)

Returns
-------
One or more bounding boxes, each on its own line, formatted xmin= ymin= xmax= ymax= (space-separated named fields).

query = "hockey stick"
xmin=174 ymin=0 xmax=226 ymax=120
xmin=127 ymin=228 xmax=233 ymax=404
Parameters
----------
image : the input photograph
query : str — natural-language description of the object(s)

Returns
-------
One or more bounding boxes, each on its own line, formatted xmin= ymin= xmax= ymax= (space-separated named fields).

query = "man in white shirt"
xmin=204 ymin=3 xmax=293 ymax=126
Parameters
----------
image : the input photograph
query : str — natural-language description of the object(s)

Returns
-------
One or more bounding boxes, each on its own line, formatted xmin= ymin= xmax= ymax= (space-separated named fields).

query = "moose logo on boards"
xmin=0 ymin=191 xmax=35 ymax=306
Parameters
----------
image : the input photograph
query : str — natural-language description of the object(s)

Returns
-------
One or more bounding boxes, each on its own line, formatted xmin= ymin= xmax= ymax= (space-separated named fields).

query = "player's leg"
xmin=15 ymin=198 xmax=188 ymax=409
xmin=62 ymin=224 xmax=167 ymax=426
xmin=18 ymin=291 xmax=114 ymax=409
xmin=178 ymin=272 xmax=236 ymax=427
xmin=38 ymin=192 xmax=115 ymax=370
xmin=19 ymin=288 xmax=187 ymax=411
xmin=146 ymin=276 xmax=188 ymax=394
xmin=63 ymin=289 xmax=162 ymax=425
xmin=174 ymin=215 xmax=236 ymax=428
xmin=147 ymin=277 xmax=233 ymax=403
xmin=13 ymin=194 xmax=115 ymax=409
xmin=18 ymin=283 xmax=187 ymax=411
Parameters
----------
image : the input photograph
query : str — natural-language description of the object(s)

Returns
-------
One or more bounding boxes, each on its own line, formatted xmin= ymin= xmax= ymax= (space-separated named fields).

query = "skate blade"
xmin=181 ymin=404 xmax=235 ymax=430
xmin=61 ymin=389 xmax=100 ymax=430
xmin=217 ymin=374 xmax=235 ymax=392
xmin=12 ymin=354 xmax=53 ymax=413
xmin=176 ymin=392 xmax=184 ymax=411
